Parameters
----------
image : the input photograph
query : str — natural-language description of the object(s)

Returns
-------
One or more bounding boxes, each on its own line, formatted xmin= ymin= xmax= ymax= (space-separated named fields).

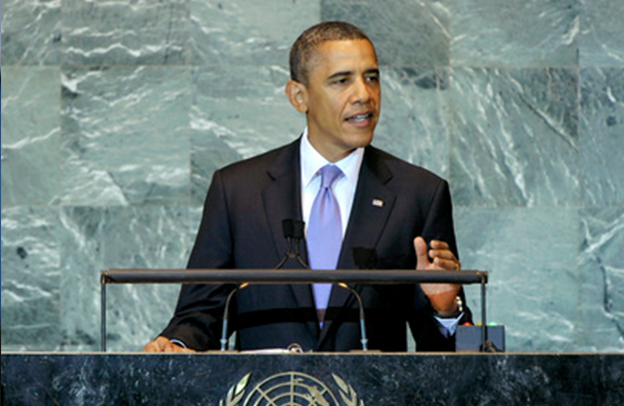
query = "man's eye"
xmin=366 ymin=75 xmax=379 ymax=82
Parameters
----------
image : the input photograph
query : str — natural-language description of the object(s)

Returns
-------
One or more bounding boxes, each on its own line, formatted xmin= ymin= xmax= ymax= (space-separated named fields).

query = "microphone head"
xmin=282 ymin=219 xmax=305 ymax=239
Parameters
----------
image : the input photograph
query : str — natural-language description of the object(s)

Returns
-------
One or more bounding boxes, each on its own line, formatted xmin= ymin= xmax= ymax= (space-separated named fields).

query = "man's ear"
xmin=285 ymin=80 xmax=309 ymax=114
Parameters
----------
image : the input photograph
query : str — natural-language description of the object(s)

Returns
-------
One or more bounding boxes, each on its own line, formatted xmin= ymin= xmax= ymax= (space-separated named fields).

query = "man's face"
xmin=302 ymin=39 xmax=381 ymax=162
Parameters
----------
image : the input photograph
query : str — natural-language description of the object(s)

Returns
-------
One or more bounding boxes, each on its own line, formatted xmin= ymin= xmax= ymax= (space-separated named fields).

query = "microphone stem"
xmin=220 ymin=283 xmax=248 ymax=351
xmin=337 ymin=283 xmax=368 ymax=351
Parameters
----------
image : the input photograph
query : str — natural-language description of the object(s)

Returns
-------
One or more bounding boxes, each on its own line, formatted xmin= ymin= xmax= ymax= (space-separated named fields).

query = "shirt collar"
xmin=300 ymin=127 xmax=365 ymax=188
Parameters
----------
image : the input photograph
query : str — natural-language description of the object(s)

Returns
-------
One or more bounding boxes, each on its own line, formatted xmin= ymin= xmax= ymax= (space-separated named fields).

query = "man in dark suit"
xmin=144 ymin=21 xmax=470 ymax=353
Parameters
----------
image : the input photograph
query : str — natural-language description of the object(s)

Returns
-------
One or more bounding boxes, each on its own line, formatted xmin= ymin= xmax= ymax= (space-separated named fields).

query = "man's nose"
xmin=350 ymin=77 xmax=372 ymax=104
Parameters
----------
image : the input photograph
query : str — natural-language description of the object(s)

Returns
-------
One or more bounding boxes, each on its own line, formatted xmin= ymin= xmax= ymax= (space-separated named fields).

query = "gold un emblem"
xmin=219 ymin=371 xmax=365 ymax=406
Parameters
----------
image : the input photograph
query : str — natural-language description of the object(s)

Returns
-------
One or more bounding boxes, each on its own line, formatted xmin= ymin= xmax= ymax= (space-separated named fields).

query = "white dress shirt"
xmin=299 ymin=128 xmax=364 ymax=238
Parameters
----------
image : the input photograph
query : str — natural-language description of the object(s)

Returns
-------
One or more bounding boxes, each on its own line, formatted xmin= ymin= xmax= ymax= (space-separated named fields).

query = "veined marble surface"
xmin=323 ymin=0 xmax=451 ymax=67
xmin=579 ymin=0 xmax=624 ymax=67
xmin=457 ymin=207 xmax=582 ymax=352
xmin=375 ymin=67 xmax=451 ymax=179
xmin=578 ymin=208 xmax=624 ymax=351
xmin=0 ymin=0 xmax=62 ymax=65
xmin=1 ymin=207 xmax=62 ymax=349
xmin=1 ymin=67 xmax=61 ymax=207
xmin=1 ymin=205 xmax=201 ymax=351
xmin=190 ymin=65 xmax=304 ymax=204
xmin=191 ymin=0 xmax=320 ymax=67
xmin=450 ymin=0 xmax=579 ymax=67
xmin=2 ymin=0 xmax=623 ymax=352
xmin=59 ymin=206 xmax=199 ymax=351
xmin=449 ymin=67 xmax=579 ymax=207
xmin=63 ymin=0 xmax=190 ymax=66
xmin=580 ymin=68 xmax=624 ymax=207
xmin=60 ymin=66 xmax=191 ymax=206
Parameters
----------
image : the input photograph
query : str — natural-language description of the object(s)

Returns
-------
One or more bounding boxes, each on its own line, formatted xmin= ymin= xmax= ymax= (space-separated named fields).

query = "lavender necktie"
xmin=307 ymin=164 xmax=343 ymax=324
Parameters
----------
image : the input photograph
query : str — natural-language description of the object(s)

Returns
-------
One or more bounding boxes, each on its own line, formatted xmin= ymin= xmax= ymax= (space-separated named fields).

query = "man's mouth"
xmin=345 ymin=113 xmax=373 ymax=123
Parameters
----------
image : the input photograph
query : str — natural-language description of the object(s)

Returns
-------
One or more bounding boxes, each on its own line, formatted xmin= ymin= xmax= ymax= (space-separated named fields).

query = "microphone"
xmin=218 ymin=221 xmax=370 ymax=352
xmin=275 ymin=219 xmax=309 ymax=269
xmin=220 ymin=282 xmax=249 ymax=351
xmin=336 ymin=283 xmax=368 ymax=351
xmin=280 ymin=219 xmax=369 ymax=351
xmin=343 ymin=248 xmax=377 ymax=352
xmin=220 ymin=219 xmax=307 ymax=351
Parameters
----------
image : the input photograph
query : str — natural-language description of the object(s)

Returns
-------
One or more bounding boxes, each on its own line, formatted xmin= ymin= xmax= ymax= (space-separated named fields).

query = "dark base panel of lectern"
xmin=1 ymin=353 xmax=623 ymax=405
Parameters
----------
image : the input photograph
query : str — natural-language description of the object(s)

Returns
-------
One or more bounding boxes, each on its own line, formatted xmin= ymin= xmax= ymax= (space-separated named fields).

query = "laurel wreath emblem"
xmin=219 ymin=373 xmax=250 ymax=406
xmin=219 ymin=371 xmax=365 ymax=406
xmin=333 ymin=374 xmax=365 ymax=406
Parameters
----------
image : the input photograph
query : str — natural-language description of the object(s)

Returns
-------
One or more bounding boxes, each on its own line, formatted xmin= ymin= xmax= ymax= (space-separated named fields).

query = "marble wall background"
xmin=2 ymin=0 xmax=623 ymax=353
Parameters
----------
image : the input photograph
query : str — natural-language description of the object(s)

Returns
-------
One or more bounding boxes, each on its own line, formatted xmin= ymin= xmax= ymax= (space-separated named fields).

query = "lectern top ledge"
xmin=100 ymin=268 xmax=488 ymax=285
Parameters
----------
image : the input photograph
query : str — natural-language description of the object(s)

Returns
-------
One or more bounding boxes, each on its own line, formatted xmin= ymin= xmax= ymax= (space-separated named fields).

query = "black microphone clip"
xmin=276 ymin=219 xmax=309 ymax=269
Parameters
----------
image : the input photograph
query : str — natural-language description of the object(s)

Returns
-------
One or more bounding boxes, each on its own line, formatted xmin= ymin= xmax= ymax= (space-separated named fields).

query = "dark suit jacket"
xmin=161 ymin=138 xmax=470 ymax=352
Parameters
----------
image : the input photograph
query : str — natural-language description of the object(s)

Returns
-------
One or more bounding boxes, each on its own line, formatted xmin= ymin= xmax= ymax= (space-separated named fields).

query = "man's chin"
xmin=345 ymin=130 xmax=375 ymax=149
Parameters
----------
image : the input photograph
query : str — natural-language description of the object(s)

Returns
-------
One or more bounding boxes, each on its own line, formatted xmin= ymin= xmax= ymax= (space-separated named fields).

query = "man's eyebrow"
xmin=326 ymin=68 xmax=380 ymax=81
xmin=326 ymin=70 xmax=353 ymax=81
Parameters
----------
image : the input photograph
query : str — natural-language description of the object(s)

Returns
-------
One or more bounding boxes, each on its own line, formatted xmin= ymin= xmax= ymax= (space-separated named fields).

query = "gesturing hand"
xmin=414 ymin=237 xmax=461 ymax=317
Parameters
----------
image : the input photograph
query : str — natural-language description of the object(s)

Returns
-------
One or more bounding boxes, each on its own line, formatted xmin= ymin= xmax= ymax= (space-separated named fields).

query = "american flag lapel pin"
xmin=372 ymin=198 xmax=384 ymax=208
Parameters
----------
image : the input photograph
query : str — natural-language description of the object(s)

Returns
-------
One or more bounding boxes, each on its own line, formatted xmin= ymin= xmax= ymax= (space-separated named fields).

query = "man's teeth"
xmin=348 ymin=114 xmax=370 ymax=122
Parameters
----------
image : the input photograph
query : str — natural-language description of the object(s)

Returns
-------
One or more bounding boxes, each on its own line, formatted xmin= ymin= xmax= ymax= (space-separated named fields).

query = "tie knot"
xmin=319 ymin=165 xmax=343 ymax=189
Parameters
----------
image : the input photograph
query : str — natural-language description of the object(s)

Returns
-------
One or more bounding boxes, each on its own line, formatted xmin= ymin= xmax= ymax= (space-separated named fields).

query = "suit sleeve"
xmin=159 ymin=170 xmax=235 ymax=350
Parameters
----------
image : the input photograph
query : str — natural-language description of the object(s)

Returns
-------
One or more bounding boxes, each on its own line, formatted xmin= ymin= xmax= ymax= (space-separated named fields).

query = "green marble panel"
xmin=1 ymin=207 xmax=62 ymax=350
xmin=190 ymin=65 xmax=305 ymax=204
xmin=375 ymin=67 xmax=450 ymax=178
xmin=58 ymin=206 xmax=199 ymax=351
xmin=1 ymin=67 xmax=61 ymax=207
xmin=60 ymin=66 xmax=191 ymax=206
xmin=190 ymin=0 xmax=320 ymax=67
xmin=63 ymin=0 xmax=190 ymax=66
xmin=0 ymin=0 xmax=62 ymax=65
xmin=456 ymin=207 xmax=581 ymax=352
xmin=322 ymin=0 xmax=451 ymax=68
xmin=580 ymin=0 xmax=624 ymax=67
xmin=449 ymin=67 xmax=579 ymax=207
xmin=578 ymin=208 xmax=624 ymax=351
xmin=451 ymin=0 xmax=578 ymax=67
xmin=580 ymin=68 xmax=624 ymax=207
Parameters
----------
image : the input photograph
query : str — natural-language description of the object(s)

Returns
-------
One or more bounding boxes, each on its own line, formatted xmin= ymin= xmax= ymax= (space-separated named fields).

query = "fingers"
xmin=142 ymin=336 xmax=195 ymax=353
xmin=432 ymin=256 xmax=461 ymax=271
xmin=415 ymin=238 xmax=461 ymax=271
xmin=429 ymin=240 xmax=450 ymax=250
xmin=163 ymin=342 xmax=195 ymax=353
xmin=414 ymin=237 xmax=431 ymax=270
xmin=430 ymin=244 xmax=460 ymax=270
xmin=142 ymin=336 xmax=168 ymax=352
xmin=142 ymin=341 xmax=160 ymax=353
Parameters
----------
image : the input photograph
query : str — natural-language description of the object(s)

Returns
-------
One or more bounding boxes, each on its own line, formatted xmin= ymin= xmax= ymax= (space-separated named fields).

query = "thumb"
xmin=414 ymin=237 xmax=430 ymax=270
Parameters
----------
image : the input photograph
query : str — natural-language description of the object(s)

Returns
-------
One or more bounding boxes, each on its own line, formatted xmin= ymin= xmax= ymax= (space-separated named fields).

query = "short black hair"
xmin=289 ymin=21 xmax=374 ymax=85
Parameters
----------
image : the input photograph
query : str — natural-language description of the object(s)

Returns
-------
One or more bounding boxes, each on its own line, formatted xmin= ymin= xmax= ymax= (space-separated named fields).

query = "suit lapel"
xmin=319 ymin=146 xmax=397 ymax=346
xmin=261 ymin=138 xmax=320 ymax=338
xmin=262 ymin=140 xmax=302 ymax=263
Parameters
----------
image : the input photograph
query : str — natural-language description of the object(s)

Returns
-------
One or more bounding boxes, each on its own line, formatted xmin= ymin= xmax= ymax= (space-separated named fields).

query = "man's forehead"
xmin=314 ymin=38 xmax=376 ymax=57
xmin=309 ymin=39 xmax=378 ymax=71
